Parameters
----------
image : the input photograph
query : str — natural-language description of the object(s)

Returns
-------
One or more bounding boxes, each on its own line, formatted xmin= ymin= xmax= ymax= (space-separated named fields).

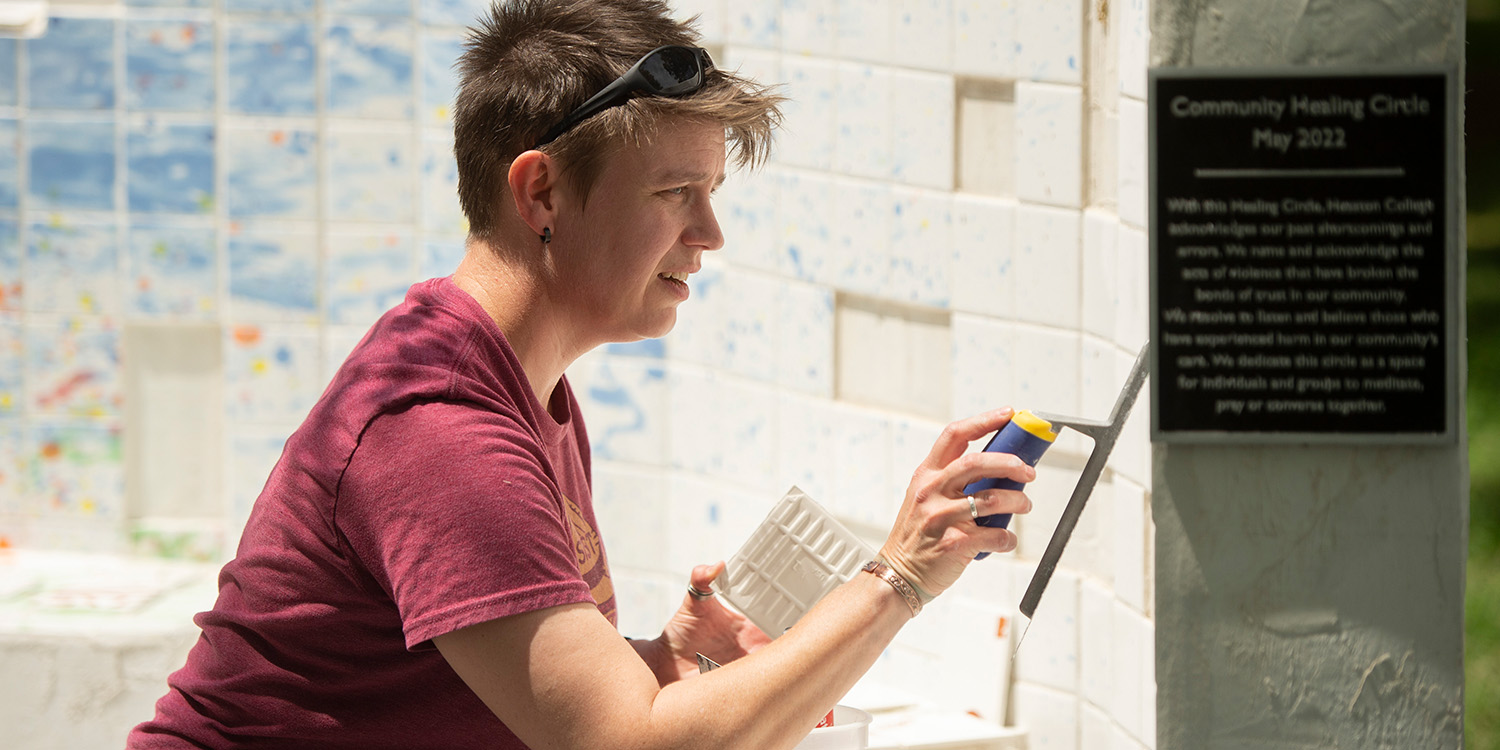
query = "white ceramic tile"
xmin=1117 ymin=97 xmax=1148 ymax=229
xmin=775 ymin=280 xmax=835 ymax=397
xmin=421 ymin=129 xmax=466 ymax=236
xmin=671 ymin=0 xmax=728 ymax=44
xmin=827 ymin=403 xmax=892 ymax=528
xmin=1111 ymin=477 xmax=1147 ymax=614
xmin=780 ymin=0 xmax=837 ymax=56
xmin=888 ymin=414 xmax=942 ymax=502
xmin=1013 ymin=461 xmax=1080 ymax=563
xmin=718 ymin=166 xmax=780 ymax=274
xmin=886 ymin=186 xmax=952 ymax=307
xmin=949 ymin=314 xmax=1018 ymax=421
xmin=957 ymin=94 xmax=1016 ymax=197
xmin=571 ymin=354 xmax=670 ymax=466
xmin=1117 ymin=0 xmax=1149 ymax=102
xmin=1113 ymin=223 xmax=1148 ymax=351
xmin=222 ymin=324 xmax=320 ymax=425
xmin=325 ymin=127 xmax=415 ymax=223
xmin=890 ymin=70 xmax=955 ymax=190
xmin=1111 ymin=347 xmax=1151 ymax=488
xmin=1081 ymin=210 xmax=1119 ymax=340
xmin=831 ymin=177 xmax=892 ymax=296
xmin=719 ymin=267 xmax=781 ymax=383
xmin=1015 ymin=81 xmax=1083 ymax=209
xmin=25 ymin=315 xmax=122 ymax=419
xmin=779 ymin=168 xmax=838 ymax=283
xmin=1017 ymin=0 xmax=1083 ymax=84
xmin=1079 ymin=578 xmax=1116 ymax=709
xmin=1012 ymin=203 xmax=1082 ymax=330
xmin=670 ymin=372 xmax=778 ymax=494
xmin=668 ymin=472 xmax=766 ymax=575
xmin=954 ymin=0 xmax=1018 ymax=78
xmin=592 ymin=464 xmax=670 ymax=571
xmin=1110 ymin=600 xmax=1150 ymax=742
xmin=948 ymin=551 xmax=1024 ymax=607
xmin=1014 ymin=568 xmax=1078 ymax=692
xmin=1014 ymin=682 xmax=1079 ymax=750
xmin=1081 ymin=702 xmax=1114 ymax=750
xmin=776 ymin=56 xmax=838 ymax=172
xmin=728 ymin=1 xmax=780 ymax=48
xmin=950 ymin=194 xmax=1017 ymax=318
xmin=664 ymin=257 xmax=725 ymax=369
xmin=834 ymin=63 xmax=892 ymax=180
xmin=887 ymin=0 xmax=953 ymax=72
xmin=322 ymin=325 xmax=368 ymax=386
xmin=833 ymin=299 xmax=953 ymax=420
xmin=723 ymin=46 xmax=781 ymax=89
xmin=931 ymin=597 xmax=1012 ymax=721
xmin=1011 ymin=325 xmax=1080 ymax=419
xmin=1090 ymin=109 xmax=1119 ymax=209
xmin=611 ymin=571 xmax=678 ymax=641
xmin=774 ymin=390 xmax=837 ymax=503
xmin=834 ymin=0 xmax=892 ymax=62
xmin=1080 ymin=335 xmax=1119 ymax=422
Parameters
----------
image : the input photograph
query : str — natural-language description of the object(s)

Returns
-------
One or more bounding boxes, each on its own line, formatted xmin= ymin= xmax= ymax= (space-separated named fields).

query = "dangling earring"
xmin=541 ymin=227 xmax=552 ymax=245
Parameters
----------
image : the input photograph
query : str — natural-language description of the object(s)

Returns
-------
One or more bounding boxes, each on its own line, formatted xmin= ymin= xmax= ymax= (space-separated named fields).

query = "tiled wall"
xmin=0 ymin=0 xmax=1155 ymax=746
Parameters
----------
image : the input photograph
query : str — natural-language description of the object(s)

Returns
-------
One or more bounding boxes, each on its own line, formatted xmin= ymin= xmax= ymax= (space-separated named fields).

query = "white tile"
xmin=831 ymin=177 xmax=893 ymax=296
xmin=1017 ymin=0 xmax=1083 ymax=84
xmin=827 ymin=403 xmax=893 ymax=527
xmin=1080 ymin=335 xmax=1119 ymax=423
xmin=1010 ymin=326 xmax=1080 ymax=420
xmin=666 ymin=258 xmax=727 ymax=369
xmin=1111 ymin=477 xmax=1147 ymax=614
xmin=886 ymin=186 xmax=953 ymax=307
xmin=835 ymin=0 xmax=892 ymax=62
xmin=1078 ymin=578 xmax=1115 ymax=709
xmin=1081 ymin=209 xmax=1120 ymax=340
xmin=887 ymin=0 xmax=954 ymax=72
xmin=1014 ymin=682 xmax=1079 ymax=750
xmin=778 ymin=168 xmax=838 ymax=283
xmin=1110 ymin=600 xmax=1151 ymax=742
xmin=777 ymin=56 xmax=838 ymax=171
xmin=611 ymin=572 xmax=677 ymax=640
xmin=1090 ymin=109 xmax=1119 ymax=209
xmin=775 ymin=390 xmax=838 ymax=503
xmin=729 ymin=1 xmax=780 ymax=47
xmin=1015 ymin=81 xmax=1084 ymax=209
xmin=1014 ymin=568 xmax=1078 ymax=692
xmin=835 ymin=63 xmax=893 ymax=180
xmin=1081 ymin=702 xmax=1114 ymax=750
xmin=1113 ymin=224 xmax=1148 ymax=351
xmin=571 ymin=354 xmax=670 ymax=466
xmin=930 ymin=596 xmax=1013 ymax=721
xmin=948 ymin=551 xmax=1024 ymax=608
xmin=724 ymin=46 xmax=781 ymax=89
xmin=715 ymin=379 xmax=779 ymax=494
xmin=1117 ymin=0 xmax=1150 ymax=102
xmin=1110 ymin=345 xmax=1152 ymax=488
xmin=718 ymin=165 xmax=780 ymax=274
xmin=774 ymin=280 xmax=835 ymax=397
xmin=888 ymin=414 xmax=943 ymax=502
xmin=671 ymin=0 xmax=728 ymax=44
xmin=951 ymin=194 xmax=1017 ymax=318
xmin=954 ymin=0 xmax=1018 ymax=78
xmin=668 ymin=473 xmax=776 ymax=575
xmin=1117 ymin=97 xmax=1148 ymax=229
xmin=890 ymin=70 xmax=956 ymax=190
xmin=1012 ymin=204 xmax=1082 ymax=330
xmin=781 ymin=0 xmax=837 ymax=56
xmin=592 ymin=464 xmax=671 ymax=571
xmin=1013 ymin=461 xmax=1081 ymax=563
xmin=958 ymin=92 xmax=1016 ymax=197
xmin=719 ymin=268 xmax=781 ymax=383
xmin=949 ymin=314 xmax=1018 ymax=422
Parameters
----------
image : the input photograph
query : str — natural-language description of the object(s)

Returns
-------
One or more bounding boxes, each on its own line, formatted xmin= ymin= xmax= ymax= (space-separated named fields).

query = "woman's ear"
xmin=508 ymin=150 xmax=559 ymax=240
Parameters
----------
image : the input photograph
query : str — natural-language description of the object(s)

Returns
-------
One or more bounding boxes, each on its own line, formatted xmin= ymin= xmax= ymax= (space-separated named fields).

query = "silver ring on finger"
xmin=688 ymin=585 xmax=715 ymax=600
xmin=966 ymin=495 xmax=980 ymax=519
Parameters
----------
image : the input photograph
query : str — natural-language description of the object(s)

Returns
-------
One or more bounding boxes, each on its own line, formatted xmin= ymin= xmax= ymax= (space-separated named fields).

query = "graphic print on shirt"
xmin=562 ymin=491 xmax=617 ymax=624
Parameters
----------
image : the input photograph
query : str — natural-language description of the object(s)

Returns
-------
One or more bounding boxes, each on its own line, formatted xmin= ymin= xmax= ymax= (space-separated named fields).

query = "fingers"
xmin=956 ymin=489 xmax=1033 ymax=523
xmin=689 ymin=561 xmax=726 ymax=591
xmin=934 ymin=451 xmax=1037 ymax=500
xmin=920 ymin=408 xmax=1015 ymax=472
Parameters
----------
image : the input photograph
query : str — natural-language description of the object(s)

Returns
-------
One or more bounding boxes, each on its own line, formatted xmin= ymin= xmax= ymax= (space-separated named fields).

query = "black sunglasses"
xmin=531 ymin=45 xmax=714 ymax=150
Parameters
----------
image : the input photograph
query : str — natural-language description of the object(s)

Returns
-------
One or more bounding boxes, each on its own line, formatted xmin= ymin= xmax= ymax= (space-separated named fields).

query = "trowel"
xmin=1011 ymin=341 xmax=1150 ymax=653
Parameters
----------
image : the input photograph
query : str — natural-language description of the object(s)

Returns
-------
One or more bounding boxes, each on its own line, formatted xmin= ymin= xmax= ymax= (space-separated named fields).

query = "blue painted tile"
xmin=0 ymin=220 xmax=18 ymax=311
xmin=127 ymin=222 xmax=216 ymax=318
xmin=225 ymin=0 xmax=316 ymax=12
xmin=128 ymin=0 xmax=212 ymax=7
xmin=325 ymin=18 xmax=414 ymax=119
xmin=420 ymin=0 xmax=491 ymax=26
xmin=27 ymin=219 xmax=120 ymax=315
xmin=27 ymin=18 xmax=116 ymax=110
xmin=328 ymin=0 xmax=412 ymax=16
xmin=126 ymin=20 xmax=215 ymax=112
xmin=26 ymin=316 xmax=123 ymax=419
xmin=225 ymin=126 xmax=317 ymax=219
xmin=421 ymin=238 xmax=464 ymax=278
xmin=27 ymin=419 xmax=125 ymax=520
xmin=227 ymin=20 xmax=316 ymax=115
xmin=325 ymin=232 xmax=414 ymax=327
xmin=0 ymin=313 xmax=17 ymax=416
xmin=128 ymin=120 xmax=215 ymax=214
xmin=28 ymin=119 xmax=116 ymax=211
xmin=224 ymin=324 xmax=320 ymax=425
xmin=421 ymin=33 xmax=464 ymax=123
xmin=0 ymin=40 xmax=16 ymax=107
xmin=326 ymin=129 xmax=413 ymax=222
xmin=0 ymin=119 xmax=17 ymax=208
xmin=228 ymin=230 xmax=317 ymax=322
xmin=421 ymin=133 xmax=464 ymax=234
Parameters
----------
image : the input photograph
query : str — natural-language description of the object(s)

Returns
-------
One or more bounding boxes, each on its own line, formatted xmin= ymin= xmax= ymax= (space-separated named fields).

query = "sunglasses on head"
xmin=531 ymin=45 xmax=715 ymax=150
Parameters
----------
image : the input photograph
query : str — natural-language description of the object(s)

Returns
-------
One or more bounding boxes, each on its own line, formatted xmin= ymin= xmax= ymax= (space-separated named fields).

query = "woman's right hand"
xmin=878 ymin=408 xmax=1036 ymax=601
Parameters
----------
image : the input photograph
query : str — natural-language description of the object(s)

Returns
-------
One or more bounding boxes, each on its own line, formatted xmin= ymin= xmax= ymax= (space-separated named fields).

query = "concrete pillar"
xmin=1149 ymin=3 xmax=1468 ymax=749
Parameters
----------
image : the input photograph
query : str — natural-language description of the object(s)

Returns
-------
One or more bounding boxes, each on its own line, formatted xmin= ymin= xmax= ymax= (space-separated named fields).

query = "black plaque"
xmin=1150 ymin=68 xmax=1457 ymax=442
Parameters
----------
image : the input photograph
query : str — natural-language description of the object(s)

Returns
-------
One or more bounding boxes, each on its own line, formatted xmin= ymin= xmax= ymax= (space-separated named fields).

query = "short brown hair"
xmin=453 ymin=0 xmax=783 ymax=239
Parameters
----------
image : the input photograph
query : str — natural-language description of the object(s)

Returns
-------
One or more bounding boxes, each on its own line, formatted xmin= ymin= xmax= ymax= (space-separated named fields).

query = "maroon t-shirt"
xmin=129 ymin=278 xmax=615 ymax=749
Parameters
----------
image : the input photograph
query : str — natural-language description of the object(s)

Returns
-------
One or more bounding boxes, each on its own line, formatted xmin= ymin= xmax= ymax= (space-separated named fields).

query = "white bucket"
xmin=794 ymin=706 xmax=873 ymax=750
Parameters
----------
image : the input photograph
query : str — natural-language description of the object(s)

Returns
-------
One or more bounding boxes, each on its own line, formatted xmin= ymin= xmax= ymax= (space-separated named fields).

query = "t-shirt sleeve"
xmin=336 ymin=400 xmax=594 ymax=650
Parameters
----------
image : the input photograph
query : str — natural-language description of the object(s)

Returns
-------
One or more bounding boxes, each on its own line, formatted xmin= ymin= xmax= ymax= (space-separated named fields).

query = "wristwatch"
xmin=861 ymin=559 xmax=923 ymax=617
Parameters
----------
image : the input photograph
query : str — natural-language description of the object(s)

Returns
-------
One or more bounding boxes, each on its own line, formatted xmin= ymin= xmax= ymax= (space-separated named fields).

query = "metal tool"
xmin=1011 ymin=342 xmax=1150 ymax=654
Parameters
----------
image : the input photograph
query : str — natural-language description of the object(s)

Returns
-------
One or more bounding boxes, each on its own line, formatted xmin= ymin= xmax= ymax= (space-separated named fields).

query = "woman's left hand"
xmin=645 ymin=561 xmax=772 ymax=684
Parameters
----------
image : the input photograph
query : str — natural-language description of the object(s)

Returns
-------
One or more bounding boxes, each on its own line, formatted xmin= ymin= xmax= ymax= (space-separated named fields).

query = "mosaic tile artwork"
xmin=324 ymin=231 xmax=415 ymax=328
xmin=127 ymin=119 xmax=216 ymax=214
xmin=223 ymin=324 xmax=320 ymax=424
xmin=325 ymin=18 xmax=415 ymax=119
xmin=0 ymin=417 xmax=21 ymax=519
xmin=226 ymin=19 xmax=317 ymax=115
xmin=225 ymin=126 xmax=318 ymax=219
xmin=128 ymin=0 xmax=213 ymax=7
xmin=26 ymin=218 xmax=121 ymax=316
xmin=28 ymin=119 xmax=117 ymax=211
xmin=27 ymin=17 xmax=116 ymax=111
xmin=419 ymin=0 xmax=492 ymax=26
xmin=227 ymin=230 xmax=318 ymax=323
xmin=421 ymin=32 xmax=465 ymax=124
xmin=0 ymin=312 xmax=19 ymax=415
xmin=25 ymin=315 xmax=123 ymax=419
xmin=328 ymin=0 xmax=413 ymax=15
xmin=27 ymin=420 xmax=124 ymax=522
xmin=127 ymin=222 xmax=217 ymax=318
xmin=421 ymin=132 xmax=465 ymax=234
xmin=224 ymin=0 xmax=317 ymax=14
xmin=326 ymin=128 xmax=415 ymax=222
xmin=0 ymin=39 xmax=16 ymax=108
xmin=0 ymin=220 xmax=18 ymax=312
xmin=125 ymin=20 xmax=216 ymax=112
xmin=0 ymin=119 xmax=18 ymax=208
xmin=421 ymin=238 xmax=465 ymax=279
